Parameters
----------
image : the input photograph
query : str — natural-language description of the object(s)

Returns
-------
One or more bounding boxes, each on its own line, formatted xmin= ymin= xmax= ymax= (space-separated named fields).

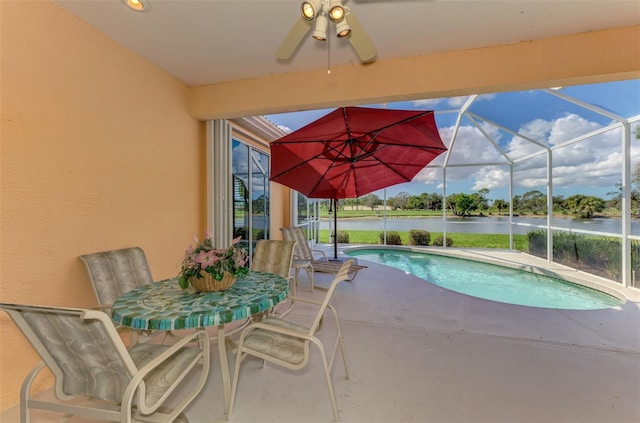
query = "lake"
xmin=319 ymin=216 xmax=640 ymax=236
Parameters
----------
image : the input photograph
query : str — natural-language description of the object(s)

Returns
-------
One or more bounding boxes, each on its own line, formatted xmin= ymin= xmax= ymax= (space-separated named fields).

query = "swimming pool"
xmin=346 ymin=248 xmax=623 ymax=310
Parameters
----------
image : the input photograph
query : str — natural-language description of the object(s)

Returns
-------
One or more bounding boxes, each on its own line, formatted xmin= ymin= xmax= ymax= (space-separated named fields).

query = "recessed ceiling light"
xmin=122 ymin=0 xmax=149 ymax=12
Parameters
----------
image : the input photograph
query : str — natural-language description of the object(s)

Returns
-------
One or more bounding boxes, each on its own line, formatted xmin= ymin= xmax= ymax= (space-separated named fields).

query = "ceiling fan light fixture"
xmin=301 ymin=0 xmax=322 ymax=21
xmin=121 ymin=0 xmax=149 ymax=12
xmin=312 ymin=13 xmax=329 ymax=41
xmin=328 ymin=0 xmax=345 ymax=22
xmin=335 ymin=19 xmax=351 ymax=37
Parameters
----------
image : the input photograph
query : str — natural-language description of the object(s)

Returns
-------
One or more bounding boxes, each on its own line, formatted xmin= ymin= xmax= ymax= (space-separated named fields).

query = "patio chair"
xmin=0 ymin=302 xmax=210 ymax=423
xmin=228 ymin=260 xmax=353 ymax=423
xmin=280 ymin=227 xmax=367 ymax=289
xmin=79 ymin=247 xmax=160 ymax=344
xmin=250 ymin=240 xmax=296 ymax=314
xmin=251 ymin=239 xmax=295 ymax=281
xmin=79 ymin=247 xmax=154 ymax=310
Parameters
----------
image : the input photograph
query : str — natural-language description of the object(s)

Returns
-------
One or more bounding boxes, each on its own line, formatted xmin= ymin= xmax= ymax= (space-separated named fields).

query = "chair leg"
xmin=20 ymin=362 xmax=46 ymax=423
xmin=306 ymin=266 xmax=314 ymax=291
xmin=336 ymin=322 xmax=350 ymax=379
xmin=317 ymin=345 xmax=340 ymax=422
xmin=293 ymin=268 xmax=300 ymax=296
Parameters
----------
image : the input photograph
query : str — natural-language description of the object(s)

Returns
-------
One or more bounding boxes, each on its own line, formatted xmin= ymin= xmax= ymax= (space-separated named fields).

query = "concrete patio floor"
xmin=3 ymin=247 xmax=639 ymax=422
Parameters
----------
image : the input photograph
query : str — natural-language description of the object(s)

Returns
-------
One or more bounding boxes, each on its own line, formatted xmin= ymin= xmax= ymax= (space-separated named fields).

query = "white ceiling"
xmin=52 ymin=0 xmax=640 ymax=88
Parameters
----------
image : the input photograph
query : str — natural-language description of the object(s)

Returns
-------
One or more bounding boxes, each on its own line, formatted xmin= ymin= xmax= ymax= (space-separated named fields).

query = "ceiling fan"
xmin=276 ymin=0 xmax=377 ymax=63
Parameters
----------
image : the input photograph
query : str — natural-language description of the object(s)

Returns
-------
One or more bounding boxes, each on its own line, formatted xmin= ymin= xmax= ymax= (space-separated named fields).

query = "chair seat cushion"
xmin=129 ymin=343 xmax=202 ymax=407
xmin=242 ymin=317 xmax=310 ymax=365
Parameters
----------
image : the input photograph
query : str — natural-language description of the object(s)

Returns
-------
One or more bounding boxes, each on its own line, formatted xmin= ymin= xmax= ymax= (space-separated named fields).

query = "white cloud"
xmin=507 ymin=114 xmax=637 ymax=194
xmin=447 ymin=96 xmax=468 ymax=108
xmin=412 ymin=112 xmax=635 ymax=197
xmin=438 ymin=124 xmax=506 ymax=165
xmin=412 ymin=98 xmax=442 ymax=108
xmin=413 ymin=167 xmax=442 ymax=184
xmin=548 ymin=114 xmax=600 ymax=145
xmin=471 ymin=167 xmax=510 ymax=191
xmin=477 ymin=93 xmax=497 ymax=102
xmin=412 ymin=94 xmax=496 ymax=110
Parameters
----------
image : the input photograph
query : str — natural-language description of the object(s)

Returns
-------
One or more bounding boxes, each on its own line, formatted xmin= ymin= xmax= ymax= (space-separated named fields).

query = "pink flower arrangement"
xmin=178 ymin=232 xmax=249 ymax=289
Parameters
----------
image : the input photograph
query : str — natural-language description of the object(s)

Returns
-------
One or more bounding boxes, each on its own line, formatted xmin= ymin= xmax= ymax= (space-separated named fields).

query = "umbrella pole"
xmin=333 ymin=199 xmax=338 ymax=260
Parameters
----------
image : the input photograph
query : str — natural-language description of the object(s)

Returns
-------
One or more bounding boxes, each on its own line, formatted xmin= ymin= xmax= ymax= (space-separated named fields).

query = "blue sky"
xmin=266 ymin=79 xmax=640 ymax=203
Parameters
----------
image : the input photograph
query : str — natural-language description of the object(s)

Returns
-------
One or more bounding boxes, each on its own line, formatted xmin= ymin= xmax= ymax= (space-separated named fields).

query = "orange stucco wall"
xmin=0 ymin=1 xmax=205 ymax=409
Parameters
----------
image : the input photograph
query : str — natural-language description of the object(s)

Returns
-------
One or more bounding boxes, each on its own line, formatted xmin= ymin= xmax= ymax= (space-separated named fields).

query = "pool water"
xmin=346 ymin=248 xmax=622 ymax=310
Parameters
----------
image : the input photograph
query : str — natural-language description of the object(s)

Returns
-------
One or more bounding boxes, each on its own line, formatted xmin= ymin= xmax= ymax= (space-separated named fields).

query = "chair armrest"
xmin=246 ymin=321 xmax=318 ymax=342
xmin=90 ymin=304 xmax=113 ymax=312
xmin=125 ymin=330 xmax=210 ymax=414
xmin=310 ymin=249 xmax=328 ymax=261
xmin=287 ymin=295 xmax=323 ymax=306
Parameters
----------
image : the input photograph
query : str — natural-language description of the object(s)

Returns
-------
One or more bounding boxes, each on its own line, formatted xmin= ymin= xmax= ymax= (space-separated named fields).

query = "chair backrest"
xmin=0 ymin=303 xmax=137 ymax=403
xmin=280 ymin=227 xmax=313 ymax=261
xmin=251 ymin=240 xmax=295 ymax=279
xmin=308 ymin=259 xmax=353 ymax=334
xmin=79 ymin=247 xmax=154 ymax=307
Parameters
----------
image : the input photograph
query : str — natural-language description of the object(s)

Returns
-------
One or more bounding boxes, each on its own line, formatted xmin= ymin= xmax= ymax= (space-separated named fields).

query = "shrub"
xmin=409 ymin=229 xmax=431 ymax=246
xmin=432 ymin=235 xmax=453 ymax=247
xmin=336 ymin=231 xmax=350 ymax=243
xmin=380 ymin=231 xmax=402 ymax=245
xmin=527 ymin=230 xmax=546 ymax=258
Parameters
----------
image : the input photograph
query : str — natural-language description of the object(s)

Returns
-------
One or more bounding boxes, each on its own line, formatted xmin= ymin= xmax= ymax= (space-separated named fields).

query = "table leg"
xmin=217 ymin=324 xmax=231 ymax=414
xmin=293 ymin=268 xmax=299 ymax=296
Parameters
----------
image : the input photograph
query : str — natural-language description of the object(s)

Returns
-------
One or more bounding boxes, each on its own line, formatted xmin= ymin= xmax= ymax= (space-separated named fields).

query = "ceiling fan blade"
xmin=275 ymin=17 xmax=313 ymax=60
xmin=345 ymin=12 xmax=377 ymax=63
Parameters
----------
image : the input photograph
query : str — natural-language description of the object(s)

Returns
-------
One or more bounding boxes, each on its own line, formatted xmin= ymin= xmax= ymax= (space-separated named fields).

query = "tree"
xmin=552 ymin=195 xmax=566 ymax=214
xmin=406 ymin=195 xmax=425 ymax=210
xmin=520 ymin=190 xmax=546 ymax=213
xmin=512 ymin=195 xmax=521 ymax=212
xmin=386 ymin=197 xmax=397 ymax=210
xmin=425 ymin=192 xmax=443 ymax=211
xmin=471 ymin=191 xmax=489 ymax=212
xmin=478 ymin=188 xmax=489 ymax=211
xmin=607 ymin=163 xmax=640 ymax=215
xmin=456 ymin=194 xmax=477 ymax=217
xmin=565 ymin=194 xmax=605 ymax=218
xmin=447 ymin=193 xmax=477 ymax=217
xmin=493 ymin=199 xmax=508 ymax=215
xmin=392 ymin=192 xmax=410 ymax=210
xmin=361 ymin=193 xmax=379 ymax=210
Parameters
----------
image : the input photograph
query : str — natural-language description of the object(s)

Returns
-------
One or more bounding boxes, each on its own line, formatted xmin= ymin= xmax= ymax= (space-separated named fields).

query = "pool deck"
xmin=3 ymin=246 xmax=639 ymax=422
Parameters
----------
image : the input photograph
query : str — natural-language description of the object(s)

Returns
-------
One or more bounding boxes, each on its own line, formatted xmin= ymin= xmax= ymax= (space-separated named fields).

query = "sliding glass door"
xmin=232 ymin=139 xmax=270 ymax=256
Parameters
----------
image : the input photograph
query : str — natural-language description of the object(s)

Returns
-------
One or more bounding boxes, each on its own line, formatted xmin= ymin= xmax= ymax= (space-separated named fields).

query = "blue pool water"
xmin=346 ymin=248 xmax=623 ymax=310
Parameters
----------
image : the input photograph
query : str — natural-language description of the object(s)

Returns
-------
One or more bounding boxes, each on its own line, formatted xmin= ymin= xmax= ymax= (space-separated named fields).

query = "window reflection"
xmin=232 ymin=140 xmax=270 ymax=256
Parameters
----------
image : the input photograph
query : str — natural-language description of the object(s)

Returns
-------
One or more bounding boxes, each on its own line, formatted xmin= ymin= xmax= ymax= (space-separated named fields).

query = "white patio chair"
xmin=280 ymin=227 xmax=367 ymax=290
xmin=79 ymin=247 xmax=154 ymax=310
xmin=0 ymin=302 xmax=210 ymax=423
xmin=79 ymin=247 xmax=164 ymax=344
xmin=251 ymin=239 xmax=295 ymax=316
xmin=228 ymin=260 xmax=353 ymax=422
xmin=280 ymin=226 xmax=324 ymax=291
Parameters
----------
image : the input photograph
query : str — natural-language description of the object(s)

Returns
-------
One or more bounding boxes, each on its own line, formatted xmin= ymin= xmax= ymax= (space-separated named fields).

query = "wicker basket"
xmin=189 ymin=271 xmax=237 ymax=292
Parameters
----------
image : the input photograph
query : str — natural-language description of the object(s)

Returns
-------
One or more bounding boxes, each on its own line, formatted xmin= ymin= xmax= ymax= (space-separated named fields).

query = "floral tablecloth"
xmin=112 ymin=271 xmax=289 ymax=330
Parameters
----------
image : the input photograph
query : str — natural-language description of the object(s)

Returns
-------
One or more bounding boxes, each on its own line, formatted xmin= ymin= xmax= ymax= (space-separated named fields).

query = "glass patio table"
xmin=111 ymin=271 xmax=289 ymax=414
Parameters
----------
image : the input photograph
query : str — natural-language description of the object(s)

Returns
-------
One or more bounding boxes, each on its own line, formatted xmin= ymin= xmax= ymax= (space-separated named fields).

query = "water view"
xmin=321 ymin=216 xmax=638 ymax=235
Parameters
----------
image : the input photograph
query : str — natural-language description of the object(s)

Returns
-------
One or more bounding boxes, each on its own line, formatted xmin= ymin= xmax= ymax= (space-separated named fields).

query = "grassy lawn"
xmin=321 ymin=209 xmax=445 ymax=218
xmin=318 ymin=229 xmax=528 ymax=250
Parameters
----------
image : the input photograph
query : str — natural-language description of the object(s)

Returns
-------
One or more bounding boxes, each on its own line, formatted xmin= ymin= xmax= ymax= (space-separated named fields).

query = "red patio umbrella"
xmin=270 ymin=106 xmax=447 ymax=258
